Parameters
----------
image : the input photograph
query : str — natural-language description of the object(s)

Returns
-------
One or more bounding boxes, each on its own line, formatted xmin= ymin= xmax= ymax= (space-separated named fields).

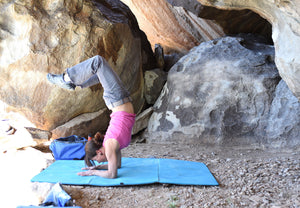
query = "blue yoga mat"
xmin=31 ymin=158 xmax=218 ymax=186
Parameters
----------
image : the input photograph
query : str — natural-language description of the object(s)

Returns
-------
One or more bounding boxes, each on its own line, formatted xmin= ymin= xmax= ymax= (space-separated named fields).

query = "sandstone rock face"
xmin=51 ymin=108 xmax=110 ymax=139
xmin=120 ymin=0 xmax=225 ymax=53
xmin=197 ymin=0 xmax=300 ymax=104
xmin=169 ymin=0 xmax=273 ymax=44
xmin=147 ymin=36 xmax=299 ymax=147
xmin=121 ymin=0 xmax=272 ymax=54
xmin=0 ymin=0 xmax=154 ymax=132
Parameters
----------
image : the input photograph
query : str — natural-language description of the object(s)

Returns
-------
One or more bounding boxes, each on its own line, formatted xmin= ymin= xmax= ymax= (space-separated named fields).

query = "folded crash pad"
xmin=31 ymin=157 xmax=218 ymax=186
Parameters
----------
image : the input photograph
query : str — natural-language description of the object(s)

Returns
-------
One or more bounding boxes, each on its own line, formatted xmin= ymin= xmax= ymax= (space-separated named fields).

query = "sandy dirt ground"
xmin=60 ymin=143 xmax=300 ymax=208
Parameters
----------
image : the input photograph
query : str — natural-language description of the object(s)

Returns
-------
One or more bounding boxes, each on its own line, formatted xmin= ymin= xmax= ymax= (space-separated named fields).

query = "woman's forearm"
xmin=94 ymin=170 xmax=117 ymax=178
xmin=95 ymin=164 xmax=108 ymax=170
xmin=78 ymin=169 xmax=117 ymax=178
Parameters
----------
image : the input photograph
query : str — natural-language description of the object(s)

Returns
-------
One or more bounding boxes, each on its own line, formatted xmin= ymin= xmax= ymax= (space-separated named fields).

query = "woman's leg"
xmin=67 ymin=55 xmax=131 ymax=109
xmin=66 ymin=56 xmax=101 ymax=87
xmin=47 ymin=56 xmax=100 ymax=90
xmin=48 ymin=55 xmax=131 ymax=109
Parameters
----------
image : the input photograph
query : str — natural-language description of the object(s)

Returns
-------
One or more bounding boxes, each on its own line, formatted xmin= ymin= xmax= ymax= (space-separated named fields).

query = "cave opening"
xmin=168 ymin=0 xmax=273 ymax=46
xmin=200 ymin=7 xmax=273 ymax=45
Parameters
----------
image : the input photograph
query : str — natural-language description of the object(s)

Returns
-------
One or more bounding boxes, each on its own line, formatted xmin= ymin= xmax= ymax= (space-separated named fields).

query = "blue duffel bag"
xmin=50 ymin=135 xmax=87 ymax=160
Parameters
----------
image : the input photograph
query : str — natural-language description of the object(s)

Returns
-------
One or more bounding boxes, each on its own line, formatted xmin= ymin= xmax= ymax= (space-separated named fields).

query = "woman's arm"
xmin=117 ymin=148 xmax=122 ymax=168
xmin=81 ymin=164 xmax=108 ymax=170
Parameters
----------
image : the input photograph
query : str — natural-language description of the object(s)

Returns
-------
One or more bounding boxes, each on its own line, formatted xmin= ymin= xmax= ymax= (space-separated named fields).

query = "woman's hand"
xmin=81 ymin=164 xmax=107 ymax=170
xmin=81 ymin=166 xmax=97 ymax=170
xmin=78 ymin=164 xmax=109 ymax=176
xmin=77 ymin=170 xmax=96 ymax=176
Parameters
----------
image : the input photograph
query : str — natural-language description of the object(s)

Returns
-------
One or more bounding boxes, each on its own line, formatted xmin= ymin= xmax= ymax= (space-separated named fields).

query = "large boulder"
xmin=263 ymin=80 xmax=300 ymax=147
xmin=121 ymin=0 xmax=300 ymax=107
xmin=197 ymin=0 xmax=300 ymax=104
xmin=147 ymin=36 xmax=300 ymax=147
xmin=0 ymin=0 xmax=155 ymax=132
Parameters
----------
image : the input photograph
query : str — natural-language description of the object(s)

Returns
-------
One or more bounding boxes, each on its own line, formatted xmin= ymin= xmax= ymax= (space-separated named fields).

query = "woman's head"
xmin=84 ymin=132 xmax=104 ymax=166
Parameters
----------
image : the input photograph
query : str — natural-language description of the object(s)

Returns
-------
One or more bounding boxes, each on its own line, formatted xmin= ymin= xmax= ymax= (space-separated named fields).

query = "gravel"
xmin=63 ymin=143 xmax=300 ymax=208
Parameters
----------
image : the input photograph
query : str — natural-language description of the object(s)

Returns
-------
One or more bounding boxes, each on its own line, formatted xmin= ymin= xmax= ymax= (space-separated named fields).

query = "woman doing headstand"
xmin=47 ymin=55 xmax=135 ymax=178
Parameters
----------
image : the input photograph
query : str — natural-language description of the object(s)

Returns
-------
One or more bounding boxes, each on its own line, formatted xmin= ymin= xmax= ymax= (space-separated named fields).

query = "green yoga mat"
xmin=31 ymin=158 xmax=218 ymax=186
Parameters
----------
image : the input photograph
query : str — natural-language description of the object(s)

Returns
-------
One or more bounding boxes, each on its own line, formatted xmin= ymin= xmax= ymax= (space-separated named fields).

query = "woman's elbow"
xmin=108 ymin=171 xmax=118 ymax=179
xmin=109 ymin=173 xmax=117 ymax=179
xmin=111 ymin=174 xmax=117 ymax=179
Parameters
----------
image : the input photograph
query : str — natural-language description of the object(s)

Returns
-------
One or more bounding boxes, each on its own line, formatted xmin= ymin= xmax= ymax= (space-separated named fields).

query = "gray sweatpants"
xmin=66 ymin=55 xmax=131 ymax=109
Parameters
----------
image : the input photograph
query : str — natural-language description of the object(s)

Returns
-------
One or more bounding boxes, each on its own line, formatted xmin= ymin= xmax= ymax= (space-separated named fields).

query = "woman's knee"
xmin=91 ymin=55 xmax=103 ymax=73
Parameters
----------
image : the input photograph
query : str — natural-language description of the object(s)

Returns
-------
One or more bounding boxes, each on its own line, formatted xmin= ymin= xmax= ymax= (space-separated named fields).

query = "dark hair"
xmin=84 ymin=132 xmax=104 ymax=167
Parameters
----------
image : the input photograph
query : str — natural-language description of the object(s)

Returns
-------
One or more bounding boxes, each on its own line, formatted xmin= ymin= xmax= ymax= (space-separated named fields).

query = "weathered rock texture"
xmin=263 ymin=80 xmax=300 ymax=147
xmin=121 ymin=0 xmax=272 ymax=53
xmin=51 ymin=108 xmax=110 ymax=139
xmin=120 ymin=0 xmax=225 ymax=53
xmin=121 ymin=0 xmax=300 ymax=104
xmin=147 ymin=36 xmax=300 ymax=147
xmin=168 ymin=0 xmax=273 ymax=44
xmin=0 ymin=0 xmax=154 ymax=132
xmin=197 ymin=0 xmax=300 ymax=104
xmin=132 ymin=107 xmax=154 ymax=135
xmin=144 ymin=68 xmax=167 ymax=105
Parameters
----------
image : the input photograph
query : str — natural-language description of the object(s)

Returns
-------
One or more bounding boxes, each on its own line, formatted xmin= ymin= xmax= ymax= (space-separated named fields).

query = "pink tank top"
xmin=103 ymin=111 xmax=136 ymax=149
